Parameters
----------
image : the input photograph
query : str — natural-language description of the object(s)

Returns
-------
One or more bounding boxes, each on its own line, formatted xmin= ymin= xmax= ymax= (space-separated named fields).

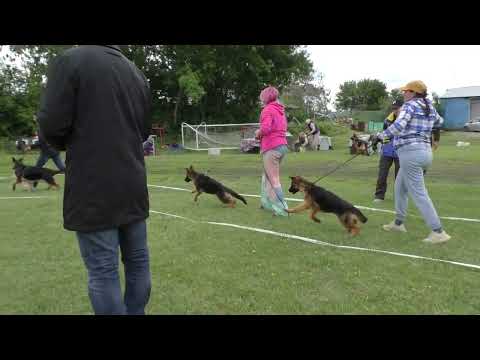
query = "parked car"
xmin=464 ymin=119 xmax=480 ymax=132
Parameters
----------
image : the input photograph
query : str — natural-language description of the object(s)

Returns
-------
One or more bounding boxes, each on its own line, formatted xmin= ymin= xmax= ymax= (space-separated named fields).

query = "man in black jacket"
xmin=38 ymin=45 xmax=152 ymax=315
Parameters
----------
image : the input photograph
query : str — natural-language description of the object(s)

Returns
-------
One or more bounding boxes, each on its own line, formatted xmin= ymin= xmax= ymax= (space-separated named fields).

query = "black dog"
xmin=185 ymin=165 xmax=247 ymax=207
xmin=12 ymin=157 xmax=62 ymax=191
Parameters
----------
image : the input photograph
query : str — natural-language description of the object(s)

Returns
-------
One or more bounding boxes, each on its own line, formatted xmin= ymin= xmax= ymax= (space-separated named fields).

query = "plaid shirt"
xmin=382 ymin=98 xmax=443 ymax=150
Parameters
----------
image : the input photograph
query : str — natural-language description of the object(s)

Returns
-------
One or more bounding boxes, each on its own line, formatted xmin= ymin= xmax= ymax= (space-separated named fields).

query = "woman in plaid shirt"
xmin=379 ymin=80 xmax=450 ymax=244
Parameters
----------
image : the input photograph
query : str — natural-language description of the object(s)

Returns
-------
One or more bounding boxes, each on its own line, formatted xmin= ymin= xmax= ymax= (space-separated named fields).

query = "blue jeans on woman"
xmin=76 ymin=219 xmax=151 ymax=315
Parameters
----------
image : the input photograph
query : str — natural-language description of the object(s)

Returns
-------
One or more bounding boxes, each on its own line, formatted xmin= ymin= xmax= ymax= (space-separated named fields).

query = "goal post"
xmin=181 ymin=122 xmax=260 ymax=151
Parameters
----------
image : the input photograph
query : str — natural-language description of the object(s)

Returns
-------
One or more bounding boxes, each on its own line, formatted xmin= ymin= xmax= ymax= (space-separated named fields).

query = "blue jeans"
xmin=395 ymin=143 xmax=442 ymax=231
xmin=76 ymin=220 xmax=151 ymax=315
xmin=36 ymin=152 xmax=66 ymax=171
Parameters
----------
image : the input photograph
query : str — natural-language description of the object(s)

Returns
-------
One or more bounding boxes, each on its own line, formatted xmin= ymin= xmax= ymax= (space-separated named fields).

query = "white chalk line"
xmin=148 ymin=184 xmax=190 ymax=192
xmin=149 ymin=209 xmax=480 ymax=271
xmin=0 ymin=196 xmax=52 ymax=200
xmin=147 ymin=184 xmax=480 ymax=223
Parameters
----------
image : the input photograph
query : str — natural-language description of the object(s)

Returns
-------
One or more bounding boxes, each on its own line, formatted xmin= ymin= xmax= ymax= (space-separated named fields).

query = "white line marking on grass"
xmin=148 ymin=185 xmax=190 ymax=192
xmin=150 ymin=210 xmax=195 ymax=222
xmin=150 ymin=209 xmax=480 ymax=271
xmin=147 ymin=184 xmax=480 ymax=223
xmin=440 ymin=216 xmax=480 ymax=223
xmin=0 ymin=196 xmax=52 ymax=200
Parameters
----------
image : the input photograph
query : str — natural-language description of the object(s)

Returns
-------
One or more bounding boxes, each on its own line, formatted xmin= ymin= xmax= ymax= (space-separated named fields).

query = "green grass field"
xmin=1 ymin=129 xmax=480 ymax=314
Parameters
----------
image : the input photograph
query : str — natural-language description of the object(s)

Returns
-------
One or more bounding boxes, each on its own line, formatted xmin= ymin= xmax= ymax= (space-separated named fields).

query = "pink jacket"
xmin=258 ymin=101 xmax=287 ymax=153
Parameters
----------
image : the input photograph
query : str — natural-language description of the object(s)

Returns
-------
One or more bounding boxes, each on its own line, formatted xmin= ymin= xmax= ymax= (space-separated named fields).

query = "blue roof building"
xmin=440 ymin=87 xmax=480 ymax=129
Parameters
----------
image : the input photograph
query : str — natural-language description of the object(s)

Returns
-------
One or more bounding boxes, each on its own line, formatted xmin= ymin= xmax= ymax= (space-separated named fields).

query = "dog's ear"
xmin=289 ymin=176 xmax=294 ymax=180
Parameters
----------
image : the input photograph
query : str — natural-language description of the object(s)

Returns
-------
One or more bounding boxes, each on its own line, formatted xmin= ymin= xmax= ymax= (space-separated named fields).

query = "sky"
xmin=307 ymin=45 xmax=480 ymax=110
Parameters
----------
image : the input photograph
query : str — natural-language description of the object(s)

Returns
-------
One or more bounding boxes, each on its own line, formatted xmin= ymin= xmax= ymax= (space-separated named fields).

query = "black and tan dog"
xmin=184 ymin=165 xmax=247 ymax=207
xmin=287 ymin=176 xmax=367 ymax=236
xmin=12 ymin=157 xmax=62 ymax=191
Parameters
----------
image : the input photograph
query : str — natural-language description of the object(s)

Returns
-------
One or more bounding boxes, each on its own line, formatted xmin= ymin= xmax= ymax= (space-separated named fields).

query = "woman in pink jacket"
xmin=255 ymin=86 xmax=289 ymax=216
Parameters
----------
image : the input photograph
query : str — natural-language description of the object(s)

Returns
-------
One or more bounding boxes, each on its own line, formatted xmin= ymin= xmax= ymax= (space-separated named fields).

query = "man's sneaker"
xmin=422 ymin=231 xmax=451 ymax=244
xmin=373 ymin=198 xmax=384 ymax=203
xmin=382 ymin=221 xmax=407 ymax=232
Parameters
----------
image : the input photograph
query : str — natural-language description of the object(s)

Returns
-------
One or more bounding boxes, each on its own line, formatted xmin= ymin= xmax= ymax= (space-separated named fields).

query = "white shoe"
xmin=373 ymin=198 xmax=384 ymax=203
xmin=422 ymin=231 xmax=451 ymax=244
xmin=382 ymin=221 xmax=407 ymax=233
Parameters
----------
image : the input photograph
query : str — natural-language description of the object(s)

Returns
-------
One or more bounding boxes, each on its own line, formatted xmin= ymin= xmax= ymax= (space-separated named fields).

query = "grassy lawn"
xmin=1 ymin=129 xmax=480 ymax=314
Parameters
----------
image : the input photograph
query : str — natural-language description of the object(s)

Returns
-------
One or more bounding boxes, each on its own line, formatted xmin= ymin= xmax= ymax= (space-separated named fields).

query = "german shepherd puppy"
xmin=12 ymin=157 xmax=62 ymax=191
xmin=184 ymin=165 xmax=247 ymax=207
xmin=287 ymin=176 xmax=367 ymax=236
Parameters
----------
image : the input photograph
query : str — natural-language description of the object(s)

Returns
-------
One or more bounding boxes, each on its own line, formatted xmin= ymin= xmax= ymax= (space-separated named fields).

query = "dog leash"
xmin=311 ymin=142 xmax=377 ymax=185
xmin=311 ymin=153 xmax=361 ymax=184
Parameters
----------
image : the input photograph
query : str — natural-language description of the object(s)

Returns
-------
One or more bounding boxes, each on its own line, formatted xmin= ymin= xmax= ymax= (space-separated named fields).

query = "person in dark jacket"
xmin=38 ymin=45 xmax=152 ymax=315
xmin=373 ymin=100 xmax=403 ymax=202
xmin=35 ymin=125 xmax=66 ymax=172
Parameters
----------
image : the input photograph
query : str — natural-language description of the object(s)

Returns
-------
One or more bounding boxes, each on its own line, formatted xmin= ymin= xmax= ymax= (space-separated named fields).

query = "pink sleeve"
xmin=259 ymin=109 xmax=274 ymax=137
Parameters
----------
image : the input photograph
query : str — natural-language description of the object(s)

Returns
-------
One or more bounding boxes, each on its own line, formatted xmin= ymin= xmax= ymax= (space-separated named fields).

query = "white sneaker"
xmin=382 ymin=221 xmax=407 ymax=233
xmin=422 ymin=231 xmax=451 ymax=244
xmin=373 ymin=198 xmax=384 ymax=203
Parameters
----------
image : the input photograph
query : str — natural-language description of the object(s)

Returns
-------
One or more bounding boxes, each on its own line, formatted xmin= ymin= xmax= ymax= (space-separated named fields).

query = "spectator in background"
xmin=35 ymin=124 xmax=66 ymax=172
xmin=305 ymin=118 xmax=320 ymax=150
xmin=143 ymin=135 xmax=155 ymax=156
xmin=373 ymin=100 xmax=403 ymax=202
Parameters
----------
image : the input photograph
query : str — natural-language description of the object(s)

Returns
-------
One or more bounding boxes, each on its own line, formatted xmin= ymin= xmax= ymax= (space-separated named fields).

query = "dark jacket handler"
xmin=38 ymin=45 xmax=152 ymax=232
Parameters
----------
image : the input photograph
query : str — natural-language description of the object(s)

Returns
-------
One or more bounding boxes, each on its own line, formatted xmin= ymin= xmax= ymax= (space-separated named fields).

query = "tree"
xmin=1 ymin=45 xmax=314 ymax=136
xmin=390 ymin=88 xmax=403 ymax=103
xmin=0 ymin=45 xmax=71 ymax=137
xmin=380 ymin=88 xmax=405 ymax=115
xmin=335 ymin=80 xmax=358 ymax=112
xmin=0 ymin=59 xmax=40 ymax=137
xmin=282 ymin=71 xmax=330 ymax=121
xmin=335 ymin=78 xmax=388 ymax=112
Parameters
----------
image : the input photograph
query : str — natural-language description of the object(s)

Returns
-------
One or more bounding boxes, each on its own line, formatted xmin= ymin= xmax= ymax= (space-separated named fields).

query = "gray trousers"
xmin=395 ymin=143 xmax=442 ymax=230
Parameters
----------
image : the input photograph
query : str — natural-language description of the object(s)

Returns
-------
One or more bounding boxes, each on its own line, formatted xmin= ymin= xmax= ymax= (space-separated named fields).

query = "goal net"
xmin=181 ymin=122 xmax=260 ymax=151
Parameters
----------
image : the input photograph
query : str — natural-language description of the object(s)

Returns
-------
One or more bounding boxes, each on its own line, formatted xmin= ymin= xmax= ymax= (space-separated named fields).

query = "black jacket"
xmin=38 ymin=45 xmax=152 ymax=232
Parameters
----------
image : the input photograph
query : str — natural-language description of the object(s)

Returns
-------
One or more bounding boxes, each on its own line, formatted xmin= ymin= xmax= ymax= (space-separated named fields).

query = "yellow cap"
xmin=400 ymin=80 xmax=427 ymax=94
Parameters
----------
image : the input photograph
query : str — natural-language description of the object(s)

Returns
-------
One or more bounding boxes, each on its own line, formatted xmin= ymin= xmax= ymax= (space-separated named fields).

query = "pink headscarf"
xmin=259 ymin=86 xmax=279 ymax=105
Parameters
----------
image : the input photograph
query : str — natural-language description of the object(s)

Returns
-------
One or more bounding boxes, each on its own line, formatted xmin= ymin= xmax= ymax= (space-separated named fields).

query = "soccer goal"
xmin=181 ymin=122 xmax=260 ymax=151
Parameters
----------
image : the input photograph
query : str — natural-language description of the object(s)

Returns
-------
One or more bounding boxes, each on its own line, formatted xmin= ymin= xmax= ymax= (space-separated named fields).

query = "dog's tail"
xmin=223 ymin=186 xmax=247 ymax=205
xmin=351 ymin=207 xmax=368 ymax=223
